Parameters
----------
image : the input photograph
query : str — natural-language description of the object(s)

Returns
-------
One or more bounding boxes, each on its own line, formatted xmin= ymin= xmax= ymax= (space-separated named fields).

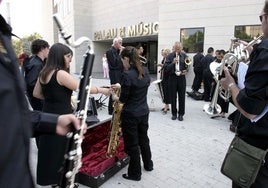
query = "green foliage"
xmin=12 ymin=32 xmax=42 ymax=57
xmin=182 ymin=30 xmax=204 ymax=53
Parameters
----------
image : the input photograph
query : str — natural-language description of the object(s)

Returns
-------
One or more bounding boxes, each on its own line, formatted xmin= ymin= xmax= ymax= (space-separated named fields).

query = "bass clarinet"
xmin=53 ymin=14 xmax=94 ymax=188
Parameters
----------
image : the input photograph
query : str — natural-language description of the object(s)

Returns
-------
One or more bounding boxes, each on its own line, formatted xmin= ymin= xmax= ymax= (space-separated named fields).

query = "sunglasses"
xmin=259 ymin=13 xmax=267 ymax=22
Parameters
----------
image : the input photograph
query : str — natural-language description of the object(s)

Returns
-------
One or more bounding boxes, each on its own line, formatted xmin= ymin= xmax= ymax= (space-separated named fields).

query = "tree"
xmin=12 ymin=32 xmax=42 ymax=56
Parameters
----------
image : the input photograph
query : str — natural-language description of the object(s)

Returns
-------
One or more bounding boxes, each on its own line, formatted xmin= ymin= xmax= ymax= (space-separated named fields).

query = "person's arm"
xmin=90 ymin=86 xmax=111 ymax=96
xmin=30 ymin=111 xmax=81 ymax=137
xmin=33 ymin=78 xmax=44 ymax=99
xmin=220 ymin=68 xmax=257 ymax=120
xmin=57 ymin=70 xmax=78 ymax=91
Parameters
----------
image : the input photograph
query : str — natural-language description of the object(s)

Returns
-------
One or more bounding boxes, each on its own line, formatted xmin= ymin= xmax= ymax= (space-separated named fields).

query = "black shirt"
xmin=237 ymin=39 xmax=268 ymax=150
xmin=0 ymin=14 xmax=58 ymax=188
xmin=119 ymin=65 xmax=151 ymax=117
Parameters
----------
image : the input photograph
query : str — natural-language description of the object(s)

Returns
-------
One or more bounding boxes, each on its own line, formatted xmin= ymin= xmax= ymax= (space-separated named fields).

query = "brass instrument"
xmin=106 ymin=83 xmax=124 ymax=158
xmin=203 ymin=58 xmax=225 ymax=116
xmin=203 ymin=81 xmax=222 ymax=116
xmin=185 ymin=57 xmax=192 ymax=66
xmin=185 ymin=57 xmax=192 ymax=70
xmin=175 ymin=53 xmax=192 ymax=76
xmin=209 ymin=34 xmax=263 ymax=102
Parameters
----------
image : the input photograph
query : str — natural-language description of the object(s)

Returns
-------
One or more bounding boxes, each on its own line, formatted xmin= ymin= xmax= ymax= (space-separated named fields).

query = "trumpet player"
xmin=165 ymin=41 xmax=188 ymax=121
xmin=220 ymin=1 xmax=268 ymax=187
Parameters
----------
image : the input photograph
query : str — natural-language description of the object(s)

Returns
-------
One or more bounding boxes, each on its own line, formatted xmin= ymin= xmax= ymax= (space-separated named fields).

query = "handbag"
xmin=221 ymin=136 xmax=267 ymax=188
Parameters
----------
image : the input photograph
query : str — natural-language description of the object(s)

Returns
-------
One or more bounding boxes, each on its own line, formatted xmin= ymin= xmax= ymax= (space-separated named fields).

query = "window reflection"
xmin=235 ymin=25 xmax=262 ymax=42
xmin=180 ymin=27 xmax=204 ymax=53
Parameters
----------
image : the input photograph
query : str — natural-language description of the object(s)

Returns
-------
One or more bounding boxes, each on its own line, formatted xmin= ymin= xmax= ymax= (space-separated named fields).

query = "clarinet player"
xmin=165 ymin=41 xmax=188 ymax=121
xmin=0 ymin=5 xmax=83 ymax=187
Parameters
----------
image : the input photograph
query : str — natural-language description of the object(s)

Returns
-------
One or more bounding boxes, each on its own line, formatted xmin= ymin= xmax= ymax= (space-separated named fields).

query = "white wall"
xmin=47 ymin=0 xmax=264 ymax=83
xmin=158 ymin=0 xmax=263 ymax=85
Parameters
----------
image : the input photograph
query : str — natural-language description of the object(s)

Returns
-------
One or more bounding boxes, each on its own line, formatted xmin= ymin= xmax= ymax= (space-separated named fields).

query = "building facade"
xmin=44 ymin=0 xmax=263 ymax=85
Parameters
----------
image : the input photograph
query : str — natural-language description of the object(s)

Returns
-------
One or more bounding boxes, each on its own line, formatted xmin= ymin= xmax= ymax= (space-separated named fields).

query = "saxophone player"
xmin=112 ymin=46 xmax=153 ymax=181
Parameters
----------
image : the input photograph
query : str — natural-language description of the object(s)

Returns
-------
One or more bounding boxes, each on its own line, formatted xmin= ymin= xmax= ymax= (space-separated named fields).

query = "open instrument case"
xmin=76 ymin=117 xmax=129 ymax=188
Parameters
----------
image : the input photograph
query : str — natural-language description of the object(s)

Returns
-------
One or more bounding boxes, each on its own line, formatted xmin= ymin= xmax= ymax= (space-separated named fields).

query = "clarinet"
xmin=53 ymin=14 xmax=94 ymax=188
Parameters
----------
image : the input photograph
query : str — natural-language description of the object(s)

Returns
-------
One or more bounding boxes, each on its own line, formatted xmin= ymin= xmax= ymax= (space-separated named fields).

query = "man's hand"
xmin=56 ymin=114 xmax=84 ymax=135
xmin=220 ymin=67 xmax=236 ymax=91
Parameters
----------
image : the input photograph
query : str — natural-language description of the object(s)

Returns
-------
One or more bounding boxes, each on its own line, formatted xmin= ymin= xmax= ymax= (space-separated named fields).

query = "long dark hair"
xmin=39 ymin=43 xmax=72 ymax=82
xmin=120 ymin=46 xmax=144 ymax=80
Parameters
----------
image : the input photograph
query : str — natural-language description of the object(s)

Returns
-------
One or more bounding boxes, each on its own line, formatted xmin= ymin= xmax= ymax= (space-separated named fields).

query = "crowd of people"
xmin=156 ymin=43 xmax=229 ymax=121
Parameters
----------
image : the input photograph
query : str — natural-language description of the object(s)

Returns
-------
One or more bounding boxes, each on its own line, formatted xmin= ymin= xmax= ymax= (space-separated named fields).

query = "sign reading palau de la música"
xmin=94 ymin=21 xmax=159 ymax=41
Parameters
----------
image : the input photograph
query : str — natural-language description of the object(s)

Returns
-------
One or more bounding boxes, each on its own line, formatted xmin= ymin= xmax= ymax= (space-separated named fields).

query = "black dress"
xmin=37 ymin=70 xmax=73 ymax=185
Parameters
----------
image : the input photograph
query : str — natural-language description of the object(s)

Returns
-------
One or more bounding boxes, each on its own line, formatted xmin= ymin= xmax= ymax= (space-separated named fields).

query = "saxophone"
xmin=106 ymin=84 xmax=124 ymax=158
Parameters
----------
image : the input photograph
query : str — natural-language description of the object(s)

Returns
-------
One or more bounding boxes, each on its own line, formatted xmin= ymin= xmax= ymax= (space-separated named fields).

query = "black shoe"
xmin=122 ymin=174 xmax=141 ymax=181
xmin=171 ymin=115 xmax=177 ymax=120
xmin=178 ymin=115 xmax=183 ymax=121
xmin=229 ymin=124 xmax=236 ymax=133
xmin=144 ymin=166 xmax=154 ymax=171
xmin=162 ymin=110 xmax=167 ymax=115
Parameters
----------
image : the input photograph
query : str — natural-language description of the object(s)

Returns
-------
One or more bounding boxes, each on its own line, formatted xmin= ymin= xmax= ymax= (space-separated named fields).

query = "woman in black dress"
xmin=33 ymin=43 xmax=77 ymax=187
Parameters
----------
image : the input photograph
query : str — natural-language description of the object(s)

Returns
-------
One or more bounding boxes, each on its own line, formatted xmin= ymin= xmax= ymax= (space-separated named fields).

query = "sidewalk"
xmin=31 ymin=75 xmax=235 ymax=188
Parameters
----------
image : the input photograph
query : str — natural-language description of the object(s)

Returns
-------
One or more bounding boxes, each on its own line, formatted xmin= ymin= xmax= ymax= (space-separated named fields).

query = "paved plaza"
xmin=30 ymin=75 xmax=235 ymax=188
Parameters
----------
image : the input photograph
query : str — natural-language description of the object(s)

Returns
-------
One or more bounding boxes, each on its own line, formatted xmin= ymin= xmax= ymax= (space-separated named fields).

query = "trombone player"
xmin=220 ymin=1 xmax=268 ymax=187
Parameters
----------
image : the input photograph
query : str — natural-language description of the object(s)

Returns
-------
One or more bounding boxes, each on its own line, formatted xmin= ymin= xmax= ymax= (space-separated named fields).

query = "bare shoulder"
xmin=56 ymin=70 xmax=78 ymax=90
xmin=56 ymin=70 xmax=76 ymax=86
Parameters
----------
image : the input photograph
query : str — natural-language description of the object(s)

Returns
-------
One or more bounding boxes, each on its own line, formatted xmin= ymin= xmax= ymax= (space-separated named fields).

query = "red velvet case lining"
xmin=79 ymin=120 xmax=126 ymax=177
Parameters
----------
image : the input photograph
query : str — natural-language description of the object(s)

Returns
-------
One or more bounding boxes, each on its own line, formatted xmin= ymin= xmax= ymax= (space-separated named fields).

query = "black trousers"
xmin=162 ymin=78 xmax=170 ymax=104
xmin=168 ymin=75 xmax=186 ymax=117
xmin=192 ymin=69 xmax=203 ymax=91
xmin=232 ymin=154 xmax=268 ymax=188
xmin=108 ymin=69 xmax=122 ymax=114
xmin=203 ymin=69 xmax=214 ymax=101
xmin=217 ymin=95 xmax=229 ymax=113
xmin=121 ymin=114 xmax=153 ymax=178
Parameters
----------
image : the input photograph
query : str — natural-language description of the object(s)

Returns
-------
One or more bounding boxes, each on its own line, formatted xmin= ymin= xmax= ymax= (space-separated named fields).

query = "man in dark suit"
xmin=201 ymin=47 xmax=215 ymax=101
xmin=187 ymin=48 xmax=204 ymax=100
xmin=192 ymin=48 xmax=204 ymax=93
xmin=106 ymin=37 xmax=123 ymax=115
xmin=165 ymin=41 xmax=188 ymax=121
